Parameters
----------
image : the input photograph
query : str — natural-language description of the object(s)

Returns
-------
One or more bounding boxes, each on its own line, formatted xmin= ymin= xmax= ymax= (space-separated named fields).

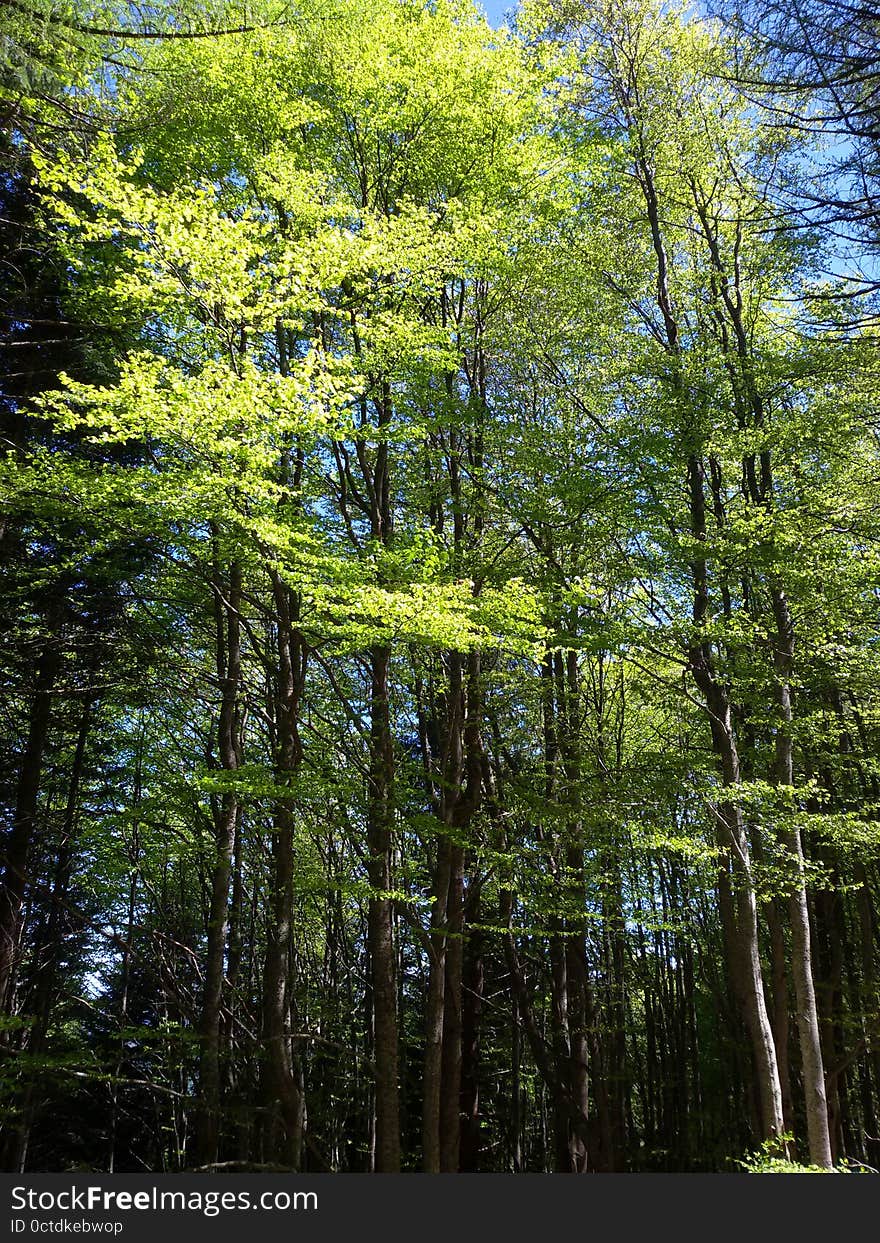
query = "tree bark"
xmin=367 ymin=643 xmax=400 ymax=1173
xmin=459 ymin=901 xmax=484 ymax=1172
xmin=439 ymin=844 xmax=464 ymax=1171
xmin=687 ymin=454 xmax=785 ymax=1146
xmin=771 ymin=587 xmax=833 ymax=1168
xmin=261 ymin=573 xmax=306 ymax=1171
xmin=196 ymin=559 xmax=242 ymax=1168
xmin=422 ymin=834 xmax=451 ymax=1173
xmin=0 ymin=644 xmax=59 ymax=1016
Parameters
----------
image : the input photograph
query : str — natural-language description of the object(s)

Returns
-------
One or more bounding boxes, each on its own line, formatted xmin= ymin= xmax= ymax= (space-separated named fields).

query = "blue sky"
xmin=479 ymin=0 xmax=515 ymax=26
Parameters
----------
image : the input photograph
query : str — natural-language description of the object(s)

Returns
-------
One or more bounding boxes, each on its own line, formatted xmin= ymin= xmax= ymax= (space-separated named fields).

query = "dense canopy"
xmin=2 ymin=0 xmax=880 ymax=1174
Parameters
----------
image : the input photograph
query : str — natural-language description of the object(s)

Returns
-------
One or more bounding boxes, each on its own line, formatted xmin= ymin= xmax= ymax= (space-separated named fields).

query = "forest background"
xmin=2 ymin=0 xmax=880 ymax=1175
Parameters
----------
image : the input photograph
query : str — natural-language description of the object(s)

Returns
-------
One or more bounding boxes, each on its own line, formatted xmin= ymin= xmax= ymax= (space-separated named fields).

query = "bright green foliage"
xmin=2 ymin=0 xmax=880 ymax=1177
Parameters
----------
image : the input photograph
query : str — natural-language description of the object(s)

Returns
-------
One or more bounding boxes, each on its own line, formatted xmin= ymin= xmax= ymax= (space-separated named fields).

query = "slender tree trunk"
xmin=719 ymin=769 xmax=785 ymax=1145
xmin=109 ymin=817 xmax=140 ymax=1174
xmin=439 ymin=844 xmax=464 ymax=1171
xmin=5 ymin=695 xmax=92 ymax=1171
xmin=687 ymin=454 xmax=785 ymax=1146
xmin=771 ymin=586 xmax=833 ymax=1168
xmin=766 ymin=898 xmax=794 ymax=1132
xmin=853 ymin=861 xmax=880 ymax=1168
xmin=422 ymin=835 xmax=451 ymax=1172
xmin=196 ymin=559 xmax=242 ymax=1168
xmin=562 ymin=651 xmax=590 ymax=1173
xmin=367 ymin=643 xmax=400 ymax=1172
xmin=565 ymin=863 xmax=590 ymax=1174
xmin=261 ymin=573 xmax=306 ymax=1171
xmin=422 ymin=649 xmax=481 ymax=1171
xmin=511 ymin=992 xmax=522 ymax=1172
xmin=459 ymin=905 xmax=484 ymax=1173
xmin=0 ymin=645 xmax=58 ymax=1015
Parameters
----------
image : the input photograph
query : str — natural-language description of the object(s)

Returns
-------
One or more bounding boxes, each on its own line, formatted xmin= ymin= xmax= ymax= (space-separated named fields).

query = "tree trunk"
xmin=687 ymin=454 xmax=785 ymax=1146
xmin=5 ymin=695 xmax=92 ymax=1171
xmin=459 ymin=905 xmax=484 ymax=1173
xmin=422 ymin=836 xmax=451 ymax=1172
xmin=439 ymin=845 xmax=464 ymax=1171
xmin=196 ymin=559 xmax=242 ymax=1168
xmin=0 ymin=645 xmax=58 ymax=1015
xmin=261 ymin=573 xmax=306 ymax=1171
xmin=771 ymin=585 xmax=833 ymax=1169
xmin=367 ymin=644 xmax=400 ymax=1173
xmin=766 ymin=898 xmax=794 ymax=1133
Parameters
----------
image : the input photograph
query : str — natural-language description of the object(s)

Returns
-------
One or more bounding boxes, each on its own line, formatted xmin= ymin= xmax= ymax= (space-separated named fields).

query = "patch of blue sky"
xmin=477 ymin=0 xmax=517 ymax=28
